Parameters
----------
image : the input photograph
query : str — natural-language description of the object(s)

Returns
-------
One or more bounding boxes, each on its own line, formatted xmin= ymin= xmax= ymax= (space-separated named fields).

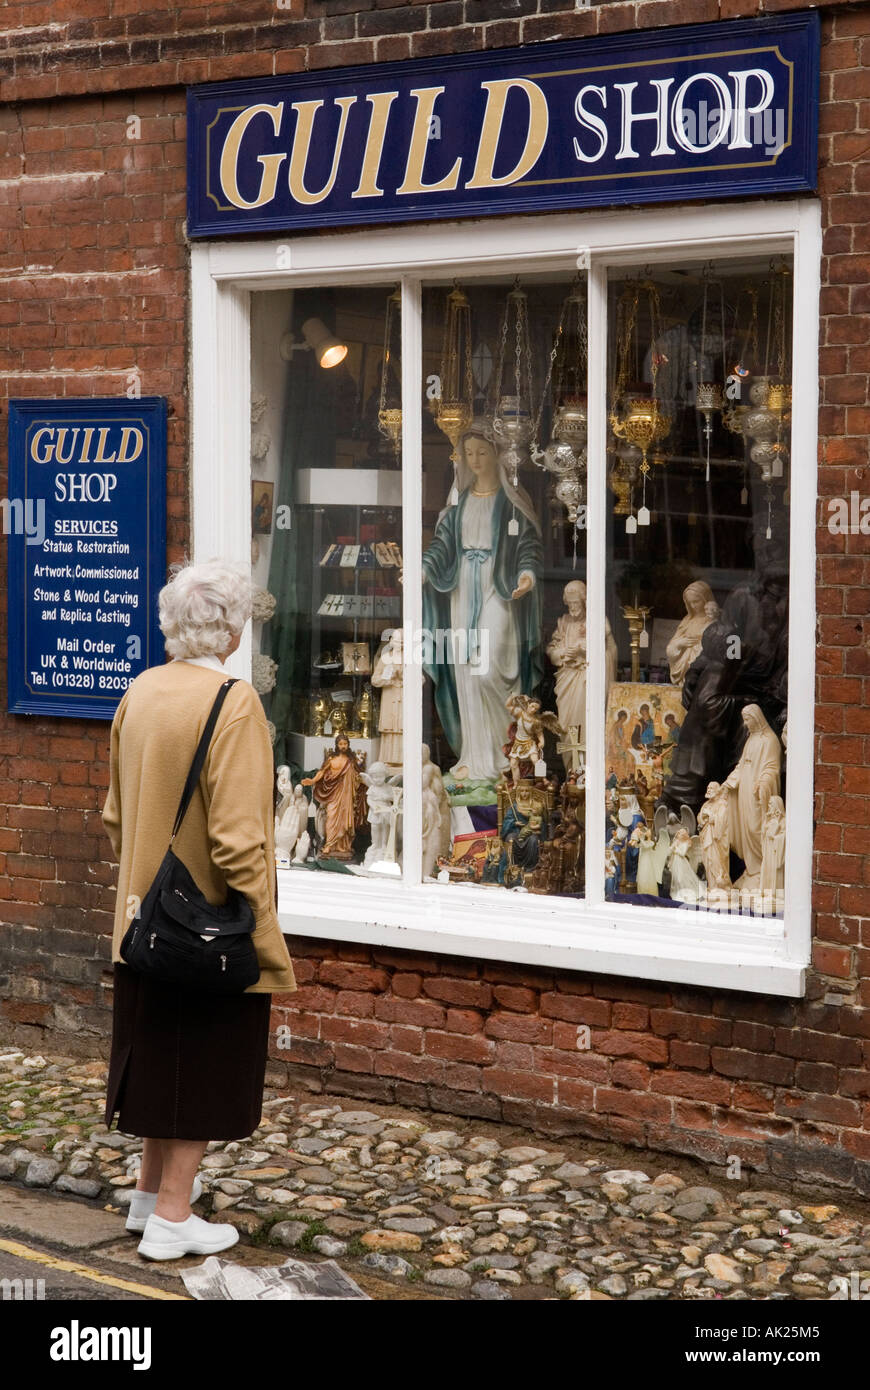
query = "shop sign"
xmin=187 ymin=12 xmax=819 ymax=238
xmin=7 ymin=398 xmax=167 ymax=719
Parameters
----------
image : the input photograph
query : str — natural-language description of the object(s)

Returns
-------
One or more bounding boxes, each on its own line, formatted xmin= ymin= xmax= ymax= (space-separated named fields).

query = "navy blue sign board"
xmin=7 ymin=398 xmax=167 ymax=719
xmin=187 ymin=12 xmax=819 ymax=238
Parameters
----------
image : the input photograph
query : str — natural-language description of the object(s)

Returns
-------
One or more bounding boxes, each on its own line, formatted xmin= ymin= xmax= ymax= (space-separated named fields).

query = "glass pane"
xmin=604 ymin=257 xmax=792 ymax=918
xmin=250 ymin=285 xmax=403 ymax=876
xmin=421 ymin=274 xmax=588 ymax=896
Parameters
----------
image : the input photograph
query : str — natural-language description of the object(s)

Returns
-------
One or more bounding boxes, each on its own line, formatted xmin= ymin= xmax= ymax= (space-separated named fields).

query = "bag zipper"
xmin=220 ymin=954 xmax=227 ymax=973
xmin=150 ymin=932 xmax=156 ymax=950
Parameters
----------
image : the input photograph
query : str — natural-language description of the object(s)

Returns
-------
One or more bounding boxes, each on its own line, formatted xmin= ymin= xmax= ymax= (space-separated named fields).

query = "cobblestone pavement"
xmin=1 ymin=1049 xmax=869 ymax=1301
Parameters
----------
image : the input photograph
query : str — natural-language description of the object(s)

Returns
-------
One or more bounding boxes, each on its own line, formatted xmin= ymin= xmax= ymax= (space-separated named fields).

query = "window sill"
xmin=276 ymin=867 xmax=806 ymax=998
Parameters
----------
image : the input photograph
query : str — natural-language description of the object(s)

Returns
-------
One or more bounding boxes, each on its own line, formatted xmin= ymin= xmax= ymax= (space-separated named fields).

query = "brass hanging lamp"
xmin=609 ymin=278 xmax=671 ymax=533
xmin=377 ymin=287 xmax=402 ymax=460
xmin=432 ymin=283 xmax=474 ymax=463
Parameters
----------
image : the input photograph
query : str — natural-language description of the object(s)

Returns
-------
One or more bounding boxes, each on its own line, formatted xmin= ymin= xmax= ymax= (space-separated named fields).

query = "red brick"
xmin=424 ymin=1030 xmax=494 ymax=1064
xmin=592 ymin=1030 xmax=669 ymax=1064
xmin=422 ymin=977 xmax=492 ymax=1009
xmin=391 ymin=972 xmax=422 ymax=998
xmin=483 ymin=1067 xmax=555 ymax=1104
xmin=444 ymin=1008 xmax=485 ymax=1034
xmin=319 ymin=961 xmax=390 ymax=992
xmin=595 ymin=1088 xmax=671 ymax=1122
xmin=540 ymin=993 xmax=611 ymax=1026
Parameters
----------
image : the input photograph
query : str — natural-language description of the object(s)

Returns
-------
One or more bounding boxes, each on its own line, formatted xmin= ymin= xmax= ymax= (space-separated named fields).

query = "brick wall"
xmin=0 ymin=0 xmax=868 ymax=1191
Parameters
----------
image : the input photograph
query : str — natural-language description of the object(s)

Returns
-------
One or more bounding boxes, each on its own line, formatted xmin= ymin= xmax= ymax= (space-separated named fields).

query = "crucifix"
xmin=556 ymin=725 xmax=584 ymax=774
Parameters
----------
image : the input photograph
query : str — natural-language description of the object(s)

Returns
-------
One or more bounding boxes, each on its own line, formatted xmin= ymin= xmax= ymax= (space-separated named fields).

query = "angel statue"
xmin=503 ymin=693 xmax=561 ymax=785
xmin=361 ymin=761 xmax=403 ymax=872
xmin=666 ymin=825 xmax=703 ymax=902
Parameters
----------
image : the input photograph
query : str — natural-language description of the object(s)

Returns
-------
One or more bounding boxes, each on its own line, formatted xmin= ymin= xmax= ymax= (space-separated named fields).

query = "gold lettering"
xmin=77 ymin=427 xmax=94 ymax=463
xmin=396 ymin=87 xmax=461 ymax=196
xmin=30 ymin=428 xmax=54 ymax=464
xmin=218 ymin=103 xmax=286 ymax=210
xmin=465 ymin=79 xmax=549 ymax=189
xmin=94 ymin=428 xmax=117 ymax=465
xmin=116 ymin=428 xmax=144 ymax=464
xmin=351 ymin=91 xmax=399 ymax=199
xmin=288 ymin=97 xmax=356 ymax=206
xmin=53 ymin=428 xmax=78 ymax=466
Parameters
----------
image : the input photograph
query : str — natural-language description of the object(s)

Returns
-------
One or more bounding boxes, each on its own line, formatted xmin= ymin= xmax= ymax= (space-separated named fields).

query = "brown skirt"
xmin=104 ymin=963 xmax=272 ymax=1141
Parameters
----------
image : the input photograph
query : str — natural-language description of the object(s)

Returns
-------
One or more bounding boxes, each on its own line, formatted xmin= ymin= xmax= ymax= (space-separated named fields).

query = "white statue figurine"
xmin=293 ymin=830 xmax=310 ymax=864
xmin=421 ymin=745 xmax=452 ymax=875
xmin=759 ymin=794 xmax=786 ymax=906
xmin=371 ymin=628 xmax=404 ymax=768
xmin=275 ymin=764 xmax=294 ymax=821
xmin=546 ymin=579 xmax=618 ymax=770
xmin=723 ymin=704 xmax=782 ymax=891
xmin=697 ymin=779 xmax=731 ymax=894
xmin=361 ymin=761 xmax=403 ymax=869
xmin=275 ymin=778 xmax=308 ymax=859
xmin=665 ymin=581 xmax=719 ymax=688
xmin=635 ymin=824 xmax=659 ymax=896
xmin=667 ymin=826 xmax=703 ymax=902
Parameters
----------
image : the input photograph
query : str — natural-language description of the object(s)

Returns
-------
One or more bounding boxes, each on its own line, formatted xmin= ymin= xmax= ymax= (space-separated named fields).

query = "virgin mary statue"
xmin=422 ymin=420 xmax=543 ymax=783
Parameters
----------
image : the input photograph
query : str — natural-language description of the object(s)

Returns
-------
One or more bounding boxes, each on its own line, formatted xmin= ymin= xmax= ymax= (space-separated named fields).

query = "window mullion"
xmin=584 ymin=256 xmax=608 ymax=908
xmin=400 ymin=275 xmax=423 ymax=889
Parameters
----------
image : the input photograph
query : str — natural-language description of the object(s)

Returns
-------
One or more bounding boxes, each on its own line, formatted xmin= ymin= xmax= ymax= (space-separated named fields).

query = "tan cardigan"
xmin=102 ymin=660 xmax=297 ymax=995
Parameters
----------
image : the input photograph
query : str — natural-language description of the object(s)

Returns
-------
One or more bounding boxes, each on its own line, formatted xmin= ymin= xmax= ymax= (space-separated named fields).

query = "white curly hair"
xmin=159 ymin=558 xmax=254 ymax=660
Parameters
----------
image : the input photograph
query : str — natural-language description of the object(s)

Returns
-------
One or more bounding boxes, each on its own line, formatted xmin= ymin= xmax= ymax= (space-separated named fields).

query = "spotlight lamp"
xmin=279 ymin=318 xmax=348 ymax=369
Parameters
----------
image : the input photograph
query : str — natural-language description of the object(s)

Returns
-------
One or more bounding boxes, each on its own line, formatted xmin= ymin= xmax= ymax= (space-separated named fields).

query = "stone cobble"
xmin=1 ymin=1049 xmax=868 ymax=1301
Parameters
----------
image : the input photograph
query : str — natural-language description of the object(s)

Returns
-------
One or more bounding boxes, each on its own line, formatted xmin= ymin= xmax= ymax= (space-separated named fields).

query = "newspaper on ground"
xmin=181 ymin=1255 xmax=370 ymax=1301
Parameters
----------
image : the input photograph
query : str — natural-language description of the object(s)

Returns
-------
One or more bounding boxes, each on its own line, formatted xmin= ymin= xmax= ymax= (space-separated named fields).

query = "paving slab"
xmin=0 ymin=1184 xmax=125 ymax=1251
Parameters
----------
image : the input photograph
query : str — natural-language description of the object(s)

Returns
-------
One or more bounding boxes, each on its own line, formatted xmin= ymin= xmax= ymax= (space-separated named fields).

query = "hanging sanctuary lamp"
xmin=432 ymin=283 xmax=474 ymax=463
xmin=609 ymin=279 xmax=671 ymax=534
xmin=531 ymin=277 xmax=588 ymax=535
xmin=490 ymin=279 xmax=535 ymax=485
xmin=377 ymin=287 xmax=402 ymax=461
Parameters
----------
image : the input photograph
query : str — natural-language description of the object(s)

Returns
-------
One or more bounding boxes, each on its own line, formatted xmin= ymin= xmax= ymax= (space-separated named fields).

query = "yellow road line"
xmin=0 ymin=1238 xmax=189 ymax=1300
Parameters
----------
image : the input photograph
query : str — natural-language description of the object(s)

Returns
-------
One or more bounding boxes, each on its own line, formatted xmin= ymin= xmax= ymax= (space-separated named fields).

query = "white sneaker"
xmin=125 ymin=1175 xmax=204 ymax=1234
xmin=137 ymin=1211 xmax=239 ymax=1261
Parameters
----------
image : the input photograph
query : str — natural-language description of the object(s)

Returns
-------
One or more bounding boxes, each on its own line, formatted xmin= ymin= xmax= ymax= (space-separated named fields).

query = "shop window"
xmin=197 ymin=198 xmax=817 ymax=993
xmin=250 ymin=285 xmax=403 ymax=875
xmin=604 ymin=258 xmax=791 ymax=918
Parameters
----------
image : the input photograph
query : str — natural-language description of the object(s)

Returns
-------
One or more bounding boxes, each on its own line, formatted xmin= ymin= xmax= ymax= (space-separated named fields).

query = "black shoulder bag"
xmin=120 ymin=678 xmax=261 ymax=995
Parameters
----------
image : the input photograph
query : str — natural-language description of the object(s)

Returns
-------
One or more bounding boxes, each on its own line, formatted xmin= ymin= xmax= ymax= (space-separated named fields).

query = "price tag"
xmin=508 ymin=518 xmax=519 ymax=536
xmin=637 ymin=506 xmax=650 ymax=526
xmin=437 ymin=868 xmax=450 ymax=883
xmin=625 ymin=515 xmax=637 ymax=535
xmin=639 ymin=629 xmax=649 ymax=648
xmin=534 ymin=759 xmax=547 ymax=779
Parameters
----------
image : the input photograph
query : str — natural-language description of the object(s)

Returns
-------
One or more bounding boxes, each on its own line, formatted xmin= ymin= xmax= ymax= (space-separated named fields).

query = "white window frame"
xmin=190 ymin=196 xmax=820 ymax=998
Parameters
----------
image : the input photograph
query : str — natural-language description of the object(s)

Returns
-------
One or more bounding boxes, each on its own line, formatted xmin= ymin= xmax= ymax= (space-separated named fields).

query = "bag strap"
xmin=169 ymin=678 xmax=239 ymax=845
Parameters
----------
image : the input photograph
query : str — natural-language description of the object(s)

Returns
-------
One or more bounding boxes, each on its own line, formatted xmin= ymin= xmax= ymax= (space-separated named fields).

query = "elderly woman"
xmin=101 ymin=559 xmax=297 ymax=1261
